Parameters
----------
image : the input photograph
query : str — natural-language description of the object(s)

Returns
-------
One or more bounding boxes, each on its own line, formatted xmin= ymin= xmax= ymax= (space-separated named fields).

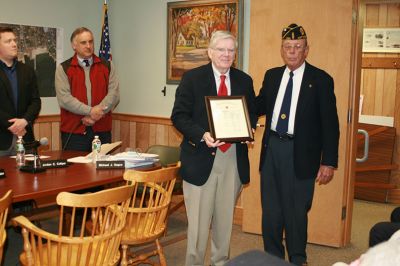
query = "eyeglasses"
xmin=213 ymin=47 xmax=236 ymax=54
xmin=282 ymin=44 xmax=306 ymax=51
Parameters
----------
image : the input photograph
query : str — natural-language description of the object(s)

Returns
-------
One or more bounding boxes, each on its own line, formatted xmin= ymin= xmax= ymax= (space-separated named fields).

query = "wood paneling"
xmin=34 ymin=114 xmax=181 ymax=153
xmin=34 ymin=115 xmax=61 ymax=152
xmin=360 ymin=3 xmax=400 ymax=189
xmin=355 ymin=123 xmax=396 ymax=202
xmin=362 ymin=57 xmax=400 ymax=68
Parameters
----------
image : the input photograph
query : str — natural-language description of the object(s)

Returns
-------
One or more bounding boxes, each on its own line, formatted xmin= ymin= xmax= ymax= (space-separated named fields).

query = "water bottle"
xmin=15 ymin=136 xmax=25 ymax=168
xmin=91 ymin=135 xmax=101 ymax=163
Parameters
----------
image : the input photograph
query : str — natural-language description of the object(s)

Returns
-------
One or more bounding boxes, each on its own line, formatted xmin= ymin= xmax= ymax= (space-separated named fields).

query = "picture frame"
xmin=167 ymin=0 xmax=243 ymax=84
xmin=363 ymin=27 xmax=400 ymax=53
xmin=205 ymin=96 xmax=253 ymax=142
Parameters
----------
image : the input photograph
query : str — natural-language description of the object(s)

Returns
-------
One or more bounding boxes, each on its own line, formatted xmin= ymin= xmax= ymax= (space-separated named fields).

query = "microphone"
xmin=24 ymin=137 xmax=49 ymax=150
xmin=62 ymin=121 xmax=83 ymax=151
xmin=19 ymin=137 xmax=48 ymax=173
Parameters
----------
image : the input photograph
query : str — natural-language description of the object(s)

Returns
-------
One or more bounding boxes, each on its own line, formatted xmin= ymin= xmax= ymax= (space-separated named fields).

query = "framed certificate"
xmin=205 ymin=96 xmax=253 ymax=142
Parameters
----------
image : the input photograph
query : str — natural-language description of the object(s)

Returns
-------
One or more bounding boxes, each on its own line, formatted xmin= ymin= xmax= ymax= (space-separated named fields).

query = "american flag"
xmin=99 ymin=3 xmax=112 ymax=61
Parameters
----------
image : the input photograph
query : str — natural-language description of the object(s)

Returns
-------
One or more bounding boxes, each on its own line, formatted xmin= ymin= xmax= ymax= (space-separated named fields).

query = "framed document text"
xmin=205 ymin=96 xmax=253 ymax=142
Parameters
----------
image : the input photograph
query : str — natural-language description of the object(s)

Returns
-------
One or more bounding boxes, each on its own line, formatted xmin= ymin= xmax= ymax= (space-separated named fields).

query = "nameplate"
xmin=41 ymin=160 xmax=68 ymax=169
xmin=0 ymin=169 xmax=4 ymax=178
xmin=96 ymin=160 xmax=125 ymax=169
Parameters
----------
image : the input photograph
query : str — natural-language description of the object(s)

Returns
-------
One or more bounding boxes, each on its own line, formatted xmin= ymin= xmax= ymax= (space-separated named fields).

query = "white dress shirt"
xmin=271 ymin=62 xmax=305 ymax=135
xmin=211 ymin=63 xmax=231 ymax=95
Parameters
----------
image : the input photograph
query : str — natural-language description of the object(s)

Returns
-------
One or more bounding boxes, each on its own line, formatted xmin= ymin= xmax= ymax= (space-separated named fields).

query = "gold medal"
xmin=281 ymin=114 xmax=286 ymax=120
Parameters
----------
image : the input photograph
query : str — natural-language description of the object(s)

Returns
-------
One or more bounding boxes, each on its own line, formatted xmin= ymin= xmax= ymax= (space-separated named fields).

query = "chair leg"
xmin=121 ymin=244 xmax=128 ymax=266
xmin=21 ymin=228 xmax=33 ymax=265
xmin=156 ymin=239 xmax=167 ymax=266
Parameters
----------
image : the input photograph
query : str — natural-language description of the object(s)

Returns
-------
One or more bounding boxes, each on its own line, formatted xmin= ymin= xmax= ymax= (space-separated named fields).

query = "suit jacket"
xmin=0 ymin=62 xmax=41 ymax=150
xmin=171 ymin=63 xmax=257 ymax=186
xmin=256 ymin=62 xmax=339 ymax=180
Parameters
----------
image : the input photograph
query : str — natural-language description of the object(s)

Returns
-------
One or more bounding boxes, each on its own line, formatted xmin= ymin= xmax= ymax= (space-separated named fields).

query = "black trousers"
xmin=61 ymin=127 xmax=111 ymax=152
xmin=260 ymin=134 xmax=315 ymax=266
xmin=369 ymin=206 xmax=400 ymax=247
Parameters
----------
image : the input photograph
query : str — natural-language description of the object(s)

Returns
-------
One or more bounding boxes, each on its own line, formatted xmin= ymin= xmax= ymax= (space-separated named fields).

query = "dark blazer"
xmin=171 ymin=63 xmax=257 ymax=186
xmin=256 ymin=62 xmax=339 ymax=180
xmin=0 ymin=62 xmax=41 ymax=150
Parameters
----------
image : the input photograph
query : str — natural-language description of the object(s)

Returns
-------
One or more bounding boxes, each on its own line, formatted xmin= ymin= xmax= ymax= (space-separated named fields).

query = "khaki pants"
xmin=183 ymin=145 xmax=242 ymax=266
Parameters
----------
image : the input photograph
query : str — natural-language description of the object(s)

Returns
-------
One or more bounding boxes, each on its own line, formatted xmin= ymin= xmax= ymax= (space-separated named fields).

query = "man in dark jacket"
xmin=256 ymin=24 xmax=340 ymax=266
xmin=0 ymin=27 xmax=41 ymax=156
xmin=171 ymin=30 xmax=257 ymax=266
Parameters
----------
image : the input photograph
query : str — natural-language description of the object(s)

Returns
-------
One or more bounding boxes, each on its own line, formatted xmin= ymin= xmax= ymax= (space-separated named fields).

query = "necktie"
xmin=217 ymin=75 xmax=231 ymax=152
xmin=83 ymin=59 xmax=90 ymax=67
xmin=276 ymin=71 xmax=294 ymax=135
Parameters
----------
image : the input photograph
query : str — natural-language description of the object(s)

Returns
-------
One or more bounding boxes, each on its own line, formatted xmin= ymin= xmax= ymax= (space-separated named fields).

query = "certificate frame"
xmin=205 ymin=96 xmax=253 ymax=142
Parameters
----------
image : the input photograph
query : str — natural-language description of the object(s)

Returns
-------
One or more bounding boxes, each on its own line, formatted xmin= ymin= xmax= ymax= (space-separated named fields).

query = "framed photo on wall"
xmin=363 ymin=28 xmax=400 ymax=53
xmin=167 ymin=0 xmax=243 ymax=84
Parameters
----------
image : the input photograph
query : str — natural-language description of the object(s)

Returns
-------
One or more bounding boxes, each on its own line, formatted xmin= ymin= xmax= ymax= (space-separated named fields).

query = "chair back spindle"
xmin=12 ymin=185 xmax=134 ymax=266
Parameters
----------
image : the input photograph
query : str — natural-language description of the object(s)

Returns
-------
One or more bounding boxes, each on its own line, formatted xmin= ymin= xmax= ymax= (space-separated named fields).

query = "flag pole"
xmin=99 ymin=0 xmax=112 ymax=61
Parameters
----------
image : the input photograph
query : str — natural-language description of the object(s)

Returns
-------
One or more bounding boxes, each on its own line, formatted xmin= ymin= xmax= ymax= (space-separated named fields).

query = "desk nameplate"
xmin=41 ymin=160 xmax=68 ymax=169
xmin=96 ymin=160 xmax=125 ymax=169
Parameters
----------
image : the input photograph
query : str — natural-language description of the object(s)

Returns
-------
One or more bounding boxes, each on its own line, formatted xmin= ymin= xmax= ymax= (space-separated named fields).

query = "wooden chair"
xmin=12 ymin=185 xmax=134 ymax=266
xmin=146 ymin=145 xmax=183 ymax=214
xmin=120 ymin=163 xmax=180 ymax=266
xmin=0 ymin=190 xmax=12 ymax=263
xmin=146 ymin=145 xmax=180 ymax=168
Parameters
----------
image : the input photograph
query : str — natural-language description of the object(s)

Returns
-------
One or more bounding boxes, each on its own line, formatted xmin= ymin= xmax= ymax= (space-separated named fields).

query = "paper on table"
xmin=109 ymin=151 xmax=159 ymax=168
xmin=67 ymin=156 xmax=93 ymax=164
xmin=112 ymin=152 xmax=159 ymax=162
xmin=85 ymin=141 xmax=122 ymax=158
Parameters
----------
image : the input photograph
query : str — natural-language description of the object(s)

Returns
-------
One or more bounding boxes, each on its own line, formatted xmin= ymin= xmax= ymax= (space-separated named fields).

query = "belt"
xmin=270 ymin=130 xmax=294 ymax=140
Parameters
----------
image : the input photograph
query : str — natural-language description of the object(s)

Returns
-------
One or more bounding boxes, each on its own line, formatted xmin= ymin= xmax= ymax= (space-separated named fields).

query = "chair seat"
xmin=19 ymin=238 xmax=121 ymax=266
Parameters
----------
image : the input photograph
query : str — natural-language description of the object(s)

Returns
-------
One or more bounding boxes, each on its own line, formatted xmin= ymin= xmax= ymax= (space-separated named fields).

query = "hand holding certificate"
xmin=205 ymin=96 xmax=254 ymax=142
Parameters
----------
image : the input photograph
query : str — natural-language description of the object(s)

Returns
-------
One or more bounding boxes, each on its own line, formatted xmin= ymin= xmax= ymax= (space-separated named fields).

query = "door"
xmin=242 ymin=0 xmax=361 ymax=247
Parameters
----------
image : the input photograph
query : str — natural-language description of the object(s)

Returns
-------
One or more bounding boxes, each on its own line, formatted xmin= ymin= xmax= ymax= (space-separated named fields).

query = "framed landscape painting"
xmin=167 ymin=0 xmax=243 ymax=84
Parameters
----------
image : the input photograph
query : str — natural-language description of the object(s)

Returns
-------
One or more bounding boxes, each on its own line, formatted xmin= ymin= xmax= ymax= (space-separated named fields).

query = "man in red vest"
xmin=55 ymin=27 xmax=119 ymax=151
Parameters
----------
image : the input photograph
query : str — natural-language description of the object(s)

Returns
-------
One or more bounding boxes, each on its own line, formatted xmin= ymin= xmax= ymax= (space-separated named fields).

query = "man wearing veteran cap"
xmin=255 ymin=23 xmax=339 ymax=265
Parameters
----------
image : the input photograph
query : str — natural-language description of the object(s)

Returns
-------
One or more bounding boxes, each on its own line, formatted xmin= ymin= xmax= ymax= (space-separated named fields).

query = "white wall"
xmin=1 ymin=0 xmax=103 ymax=115
xmin=2 ymin=0 xmax=251 ymax=117
xmin=109 ymin=0 xmax=251 ymax=117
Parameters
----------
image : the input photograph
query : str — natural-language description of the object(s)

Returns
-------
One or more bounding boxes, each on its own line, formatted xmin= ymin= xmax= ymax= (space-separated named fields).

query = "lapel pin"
xmin=309 ymin=84 xmax=313 ymax=88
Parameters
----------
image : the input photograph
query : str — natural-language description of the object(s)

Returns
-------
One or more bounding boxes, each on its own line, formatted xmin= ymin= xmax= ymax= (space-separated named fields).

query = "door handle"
xmin=356 ymin=129 xmax=369 ymax=163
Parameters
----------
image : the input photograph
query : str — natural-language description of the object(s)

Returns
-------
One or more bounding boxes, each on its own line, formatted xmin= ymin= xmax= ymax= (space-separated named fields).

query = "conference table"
xmin=0 ymin=150 xmax=153 ymax=203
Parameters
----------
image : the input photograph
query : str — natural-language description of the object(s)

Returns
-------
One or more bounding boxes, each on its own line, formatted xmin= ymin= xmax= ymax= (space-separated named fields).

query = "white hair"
xmin=208 ymin=30 xmax=238 ymax=49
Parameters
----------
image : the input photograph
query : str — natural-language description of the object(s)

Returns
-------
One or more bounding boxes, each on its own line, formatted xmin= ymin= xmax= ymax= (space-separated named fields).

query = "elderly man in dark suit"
xmin=171 ymin=30 xmax=257 ymax=266
xmin=0 ymin=27 xmax=41 ymax=156
xmin=256 ymin=24 xmax=340 ymax=266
